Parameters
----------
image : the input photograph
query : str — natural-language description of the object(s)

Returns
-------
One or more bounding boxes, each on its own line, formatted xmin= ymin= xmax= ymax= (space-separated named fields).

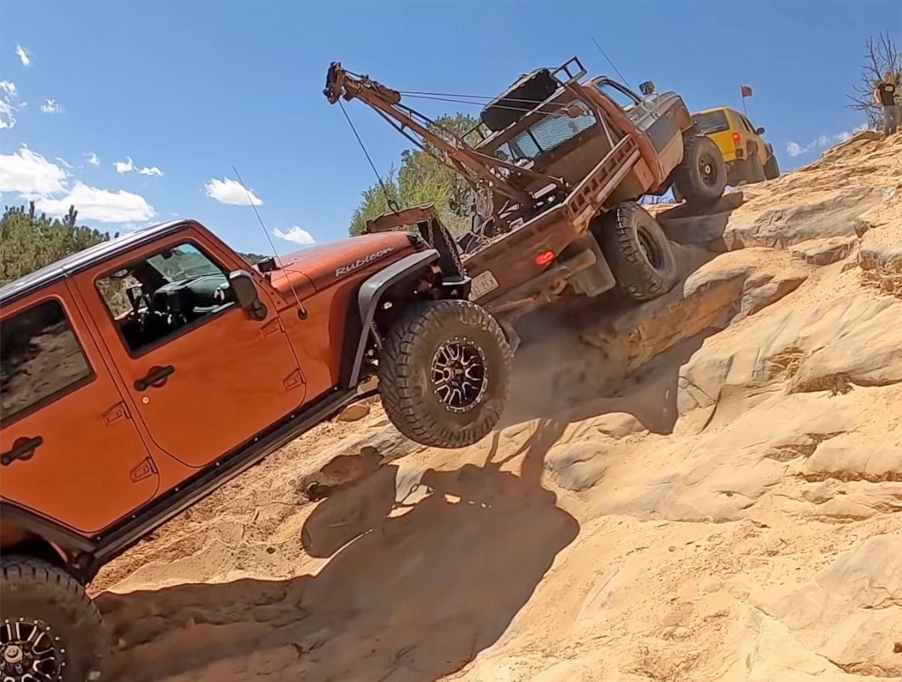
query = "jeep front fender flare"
xmin=344 ymin=249 xmax=440 ymax=388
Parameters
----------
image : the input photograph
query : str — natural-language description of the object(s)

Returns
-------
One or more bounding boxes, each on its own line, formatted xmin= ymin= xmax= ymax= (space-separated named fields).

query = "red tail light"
xmin=535 ymin=250 xmax=556 ymax=267
xmin=731 ymin=132 xmax=742 ymax=147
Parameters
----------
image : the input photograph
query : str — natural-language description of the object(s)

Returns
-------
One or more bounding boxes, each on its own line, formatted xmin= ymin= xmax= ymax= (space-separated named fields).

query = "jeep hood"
xmin=268 ymin=232 xmax=416 ymax=297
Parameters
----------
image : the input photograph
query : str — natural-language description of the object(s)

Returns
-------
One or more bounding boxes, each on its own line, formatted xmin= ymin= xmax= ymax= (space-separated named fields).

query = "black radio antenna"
xmin=231 ymin=165 xmax=306 ymax=313
xmin=592 ymin=36 xmax=632 ymax=89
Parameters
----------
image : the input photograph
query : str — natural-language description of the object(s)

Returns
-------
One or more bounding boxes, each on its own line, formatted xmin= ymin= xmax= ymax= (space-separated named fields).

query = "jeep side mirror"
xmin=755 ymin=126 xmax=766 ymax=135
xmin=639 ymin=81 xmax=656 ymax=96
xmin=228 ymin=270 xmax=267 ymax=321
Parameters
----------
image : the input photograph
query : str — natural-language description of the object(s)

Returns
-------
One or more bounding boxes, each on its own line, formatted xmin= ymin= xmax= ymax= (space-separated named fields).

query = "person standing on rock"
xmin=874 ymin=71 xmax=899 ymax=136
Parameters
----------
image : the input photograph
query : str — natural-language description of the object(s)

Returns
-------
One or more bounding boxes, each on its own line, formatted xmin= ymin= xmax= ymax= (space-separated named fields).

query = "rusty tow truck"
xmin=325 ymin=57 xmax=727 ymax=338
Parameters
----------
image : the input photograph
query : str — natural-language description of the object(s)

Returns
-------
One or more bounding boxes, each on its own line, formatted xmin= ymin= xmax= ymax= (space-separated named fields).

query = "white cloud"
xmin=0 ymin=81 xmax=19 ymax=129
xmin=16 ymin=45 xmax=31 ymax=67
xmin=273 ymin=226 xmax=315 ymax=245
xmin=1 ymin=147 xmax=155 ymax=225
xmin=55 ymin=156 xmax=73 ymax=169
xmin=114 ymin=156 xmax=135 ymax=174
xmin=40 ymin=97 xmax=63 ymax=114
xmin=85 ymin=152 xmax=100 ymax=166
xmin=204 ymin=177 xmax=263 ymax=206
xmin=114 ymin=156 xmax=162 ymax=176
xmin=834 ymin=123 xmax=869 ymax=144
xmin=786 ymin=123 xmax=869 ymax=158
xmin=0 ymin=148 xmax=68 ymax=196
xmin=35 ymin=182 xmax=155 ymax=223
xmin=786 ymin=141 xmax=804 ymax=157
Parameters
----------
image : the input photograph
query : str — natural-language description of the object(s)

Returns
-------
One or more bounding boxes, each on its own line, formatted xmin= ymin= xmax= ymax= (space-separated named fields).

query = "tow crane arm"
xmin=323 ymin=62 xmax=567 ymax=215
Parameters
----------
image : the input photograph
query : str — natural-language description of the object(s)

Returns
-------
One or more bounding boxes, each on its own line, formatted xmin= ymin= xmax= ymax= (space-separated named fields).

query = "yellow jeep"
xmin=691 ymin=107 xmax=779 ymax=185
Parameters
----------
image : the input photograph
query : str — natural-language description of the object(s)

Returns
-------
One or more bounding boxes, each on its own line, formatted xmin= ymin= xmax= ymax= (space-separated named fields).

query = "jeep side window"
xmin=692 ymin=111 xmax=730 ymax=134
xmin=0 ymin=299 xmax=94 ymax=425
xmin=95 ymin=242 xmax=234 ymax=354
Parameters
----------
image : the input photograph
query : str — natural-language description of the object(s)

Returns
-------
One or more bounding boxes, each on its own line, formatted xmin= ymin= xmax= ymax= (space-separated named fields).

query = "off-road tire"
xmin=1 ymin=557 xmax=107 ymax=682
xmin=763 ymin=154 xmax=780 ymax=180
xmin=673 ymin=135 xmax=727 ymax=205
xmin=378 ymin=300 xmax=512 ymax=448
xmin=745 ymin=150 xmax=767 ymax=183
xmin=599 ymin=202 xmax=678 ymax=301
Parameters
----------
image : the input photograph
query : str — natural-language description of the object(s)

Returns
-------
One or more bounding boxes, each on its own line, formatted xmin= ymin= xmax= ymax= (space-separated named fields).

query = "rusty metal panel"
xmin=565 ymin=137 xmax=640 ymax=228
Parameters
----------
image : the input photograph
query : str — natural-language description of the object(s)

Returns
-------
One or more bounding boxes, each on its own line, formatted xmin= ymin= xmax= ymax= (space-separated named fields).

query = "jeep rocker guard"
xmin=0 ymin=219 xmax=511 ymax=681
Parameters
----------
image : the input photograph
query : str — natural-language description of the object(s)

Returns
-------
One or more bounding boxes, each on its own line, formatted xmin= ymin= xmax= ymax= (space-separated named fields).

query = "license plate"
xmin=470 ymin=270 xmax=499 ymax=300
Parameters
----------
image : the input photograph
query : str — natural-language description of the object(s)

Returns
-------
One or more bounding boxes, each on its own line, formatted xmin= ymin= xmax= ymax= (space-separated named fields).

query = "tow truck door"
xmin=595 ymin=79 xmax=681 ymax=174
xmin=76 ymin=229 xmax=306 ymax=469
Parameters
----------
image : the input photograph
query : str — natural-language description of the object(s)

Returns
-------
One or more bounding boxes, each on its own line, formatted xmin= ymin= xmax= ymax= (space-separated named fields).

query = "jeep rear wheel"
xmin=0 ymin=557 xmax=107 ymax=682
xmin=599 ymin=203 xmax=678 ymax=301
xmin=378 ymin=300 xmax=512 ymax=448
xmin=674 ymin=135 xmax=727 ymax=205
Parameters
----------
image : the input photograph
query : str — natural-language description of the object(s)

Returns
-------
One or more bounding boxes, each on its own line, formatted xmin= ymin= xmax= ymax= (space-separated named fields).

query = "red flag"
xmin=740 ymin=85 xmax=753 ymax=98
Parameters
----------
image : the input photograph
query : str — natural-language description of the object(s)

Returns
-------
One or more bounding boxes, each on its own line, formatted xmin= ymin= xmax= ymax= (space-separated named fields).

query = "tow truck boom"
xmin=323 ymin=62 xmax=567 ymax=225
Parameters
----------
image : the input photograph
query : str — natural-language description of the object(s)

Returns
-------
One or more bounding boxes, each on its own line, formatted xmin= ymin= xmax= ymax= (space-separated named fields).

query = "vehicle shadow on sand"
xmin=98 ymin=423 xmax=579 ymax=682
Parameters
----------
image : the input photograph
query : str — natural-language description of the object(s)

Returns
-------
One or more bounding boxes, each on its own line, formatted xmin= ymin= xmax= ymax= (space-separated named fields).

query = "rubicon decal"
xmin=335 ymin=247 xmax=394 ymax=277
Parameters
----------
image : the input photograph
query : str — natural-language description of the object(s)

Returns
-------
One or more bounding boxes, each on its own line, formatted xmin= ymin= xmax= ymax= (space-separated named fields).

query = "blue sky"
xmin=1 ymin=1 xmax=899 ymax=254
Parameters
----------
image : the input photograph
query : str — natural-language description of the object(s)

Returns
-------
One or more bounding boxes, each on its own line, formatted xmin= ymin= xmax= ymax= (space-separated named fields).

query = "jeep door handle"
xmin=134 ymin=365 xmax=175 ymax=391
xmin=1 ymin=436 xmax=42 ymax=466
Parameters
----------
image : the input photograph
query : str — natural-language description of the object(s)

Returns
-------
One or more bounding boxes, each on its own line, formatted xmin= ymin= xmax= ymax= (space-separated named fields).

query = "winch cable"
xmin=399 ymin=89 xmax=559 ymax=106
xmin=398 ymin=92 xmax=578 ymax=118
xmin=338 ymin=99 xmax=401 ymax=214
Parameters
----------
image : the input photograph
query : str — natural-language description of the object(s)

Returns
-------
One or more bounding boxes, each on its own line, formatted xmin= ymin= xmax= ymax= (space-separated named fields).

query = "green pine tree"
xmin=0 ymin=202 xmax=110 ymax=285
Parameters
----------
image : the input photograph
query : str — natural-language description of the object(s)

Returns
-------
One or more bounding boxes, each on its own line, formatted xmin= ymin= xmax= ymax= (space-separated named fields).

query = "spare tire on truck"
xmin=673 ymin=135 xmax=727 ymax=206
xmin=598 ymin=202 xmax=678 ymax=302
xmin=378 ymin=300 xmax=512 ymax=448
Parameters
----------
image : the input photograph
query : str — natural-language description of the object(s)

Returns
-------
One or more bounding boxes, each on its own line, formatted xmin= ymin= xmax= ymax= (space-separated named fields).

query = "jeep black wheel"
xmin=673 ymin=135 xmax=727 ymax=205
xmin=378 ymin=300 xmax=512 ymax=448
xmin=763 ymin=154 xmax=780 ymax=180
xmin=599 ymin=202 xmax=678 ymax=301
xmin=0 ymin=558 xmax=106 ymax=682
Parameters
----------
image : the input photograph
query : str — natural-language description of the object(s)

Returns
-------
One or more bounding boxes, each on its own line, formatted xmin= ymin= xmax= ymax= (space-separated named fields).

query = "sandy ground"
xmin=96 ymin=132 xmax=902 ymax=681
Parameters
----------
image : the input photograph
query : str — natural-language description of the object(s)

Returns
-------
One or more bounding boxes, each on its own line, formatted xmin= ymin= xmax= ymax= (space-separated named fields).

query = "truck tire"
xmin=745 ymin=150 xmax=767 ymax=183
xmin=0 ymin=556 xmax=107 ymax=682
xmin=764 ymin=154 xmax=780 ymax=180
xmin=673 ymin=135 xmax=727 ymax=205
xmin=378 ymin=300 xmax=512 ymax=448
xmin=599 ymin=203 xmax=678 ymax=301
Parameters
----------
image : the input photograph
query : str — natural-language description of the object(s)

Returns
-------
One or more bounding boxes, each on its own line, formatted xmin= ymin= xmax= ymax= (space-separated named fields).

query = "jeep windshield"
xmin=496 ymin=102 xmax=596 ymax=162
xmin=692 ymin=110 xmax=730 ymax=134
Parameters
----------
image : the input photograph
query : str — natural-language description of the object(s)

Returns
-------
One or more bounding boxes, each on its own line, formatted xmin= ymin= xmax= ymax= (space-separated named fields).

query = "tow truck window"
xmin=1 ymin=299 xmax=94 ymax=425
xmin=96 ymin=243 xmax=234 ymax=355
xmin=692 ymin=111 xmax=730 ymax=134
xmin=507 ymin=102 xmax=596 ymax=160
xmin=596 ymin=82 xmax=640 ymax=110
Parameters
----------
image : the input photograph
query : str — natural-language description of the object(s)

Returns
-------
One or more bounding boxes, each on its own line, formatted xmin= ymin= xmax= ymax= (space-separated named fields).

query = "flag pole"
xmin=741 ymin=87 xmax=749 ymax=117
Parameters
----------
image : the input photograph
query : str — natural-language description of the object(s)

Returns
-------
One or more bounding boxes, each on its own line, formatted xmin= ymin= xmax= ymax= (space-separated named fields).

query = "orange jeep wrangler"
xmin=0 ymin=219 xmax=511 ymax=681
